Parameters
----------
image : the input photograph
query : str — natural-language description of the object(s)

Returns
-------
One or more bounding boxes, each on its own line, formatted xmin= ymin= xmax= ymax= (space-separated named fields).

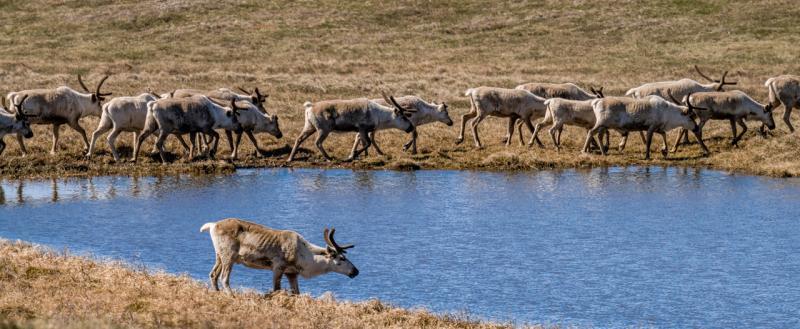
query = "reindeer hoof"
xmin=454 ymin=139 xmax=464 ymax=145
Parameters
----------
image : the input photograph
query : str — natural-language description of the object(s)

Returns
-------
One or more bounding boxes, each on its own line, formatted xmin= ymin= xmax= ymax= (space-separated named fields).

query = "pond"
xmin=1 ymin=167 xmax=799 ymax=329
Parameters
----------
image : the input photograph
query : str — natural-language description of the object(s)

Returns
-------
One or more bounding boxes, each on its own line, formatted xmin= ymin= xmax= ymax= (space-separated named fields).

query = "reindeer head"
xmin=668 ymin=90 xmax=703 ymax=131
xmin=694 ymin=65 xmax=737 ymax=91
xmin=5 ymin=95 xmax=34 ymax=138
xmin=757 ymin=84 xmax=778 ymax=130
xmin=236 ymin=86 xmax=269 ymax=112
xmin=381 ymin=92 xmax=417 ymax=133
xmin=323 ymin=228 xmax=359 ymax=278
xmin=435 ymin=101 xmax=453 ymax=126
xmin=77 ymin=75 xmax=112 ymax=104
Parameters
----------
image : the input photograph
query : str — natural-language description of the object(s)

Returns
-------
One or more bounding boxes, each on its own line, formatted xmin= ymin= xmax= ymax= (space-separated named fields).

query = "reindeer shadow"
xmin=258 ymin=145 xmax=293 ymax=158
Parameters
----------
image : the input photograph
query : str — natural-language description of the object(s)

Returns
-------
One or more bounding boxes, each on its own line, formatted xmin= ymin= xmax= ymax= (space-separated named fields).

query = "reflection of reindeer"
xmin=200 ymin=218 xmax=359 ymax=295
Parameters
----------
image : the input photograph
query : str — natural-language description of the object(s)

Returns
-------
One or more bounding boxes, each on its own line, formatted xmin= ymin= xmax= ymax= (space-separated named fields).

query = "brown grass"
xmin=1 ymin=0 xmax=800 ymax=178
xmin=0 ymin=239 xmax=540 ymax=329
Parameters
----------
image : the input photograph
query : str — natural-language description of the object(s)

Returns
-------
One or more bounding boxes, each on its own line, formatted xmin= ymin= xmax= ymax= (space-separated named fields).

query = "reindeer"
xmin=0 ymin=96 xmax=34 ymax=156
xmin=7 ymin=75 xmax=111 ymax=155
xmin=86 ymin=93 xmax=193 ymax=162
xmin=171 ymin=87 xmax=268 ymax=113
xmin=531 ymin=97 xmax=611 ymax=151
xmin=133 ymin=95 xmax=245 ymax=163
xmin=223 ymin=99 xmax=282 ymax=159
xmin=200 ymin=218 xmax=359 ymax=295
xmin=458 ymin=87 xmax=547 ymax=148
xmin=287 ymin=94 xmax=416 ymax=162
xmin=765 ymin=75 xmax=800 ymax=133
xmin=358 ymin=96 xmax=452 ymax=155
xmin=671 ymin=90 xmax=775 ymax=152
xmin=624 ymin=66 xmax=738 ymax=149
xmin=586 ymin=94 xmax=710 ymax=160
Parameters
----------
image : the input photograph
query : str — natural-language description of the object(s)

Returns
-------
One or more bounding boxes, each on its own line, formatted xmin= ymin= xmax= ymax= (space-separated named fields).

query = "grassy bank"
xmin=0 ymin=239 xmax=532 ymax=328
xmin=1 ymin=0 xmax=800 ymax=178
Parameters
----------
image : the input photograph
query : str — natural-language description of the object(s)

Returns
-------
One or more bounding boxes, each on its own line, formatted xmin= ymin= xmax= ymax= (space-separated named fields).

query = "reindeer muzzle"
xmin=275 ymin=131 xmax=283 ymax=139
xmin=348 ymin=268 xmax=359 ymax=278
xmin=23 ymin=131 xmax=34 ymax=139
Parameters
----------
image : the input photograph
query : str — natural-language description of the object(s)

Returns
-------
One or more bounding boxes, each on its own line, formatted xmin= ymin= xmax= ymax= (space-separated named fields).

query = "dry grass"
xmin=0 ymin=239 xmax=538 ymax=329
xmin=1 ymin=0 xmax=800 ymax=178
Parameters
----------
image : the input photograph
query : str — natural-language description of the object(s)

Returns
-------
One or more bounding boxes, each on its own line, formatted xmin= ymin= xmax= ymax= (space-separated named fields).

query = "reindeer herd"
xmin=1 ymin=66 xmax=798 ymax=164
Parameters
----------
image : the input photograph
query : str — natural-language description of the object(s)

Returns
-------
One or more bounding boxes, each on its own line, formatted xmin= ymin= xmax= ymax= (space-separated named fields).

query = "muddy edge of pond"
xmin=0 ymin=144 xmax=797 ymax=179
xmin=0 ymin=239 xmax=525 ymax=329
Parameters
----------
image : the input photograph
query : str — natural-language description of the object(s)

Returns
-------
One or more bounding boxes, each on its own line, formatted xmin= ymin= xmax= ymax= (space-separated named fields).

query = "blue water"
xmin=1 ymin=167 xmax=799 ymax=328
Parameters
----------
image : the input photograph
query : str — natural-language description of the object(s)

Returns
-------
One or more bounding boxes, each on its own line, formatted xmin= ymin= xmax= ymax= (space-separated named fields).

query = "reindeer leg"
xmin=15 ymin=133 xmax=27 ymax=156
xmin=209 ymin=254 xmax=222 ymax=291
xmin=106 ymin=128 xmax=122 ymax=162
xmin=504 ymin=116 xmax=517 ymax=146
xmin=782 ymin=99 xmax=795 ymax=133
xmin=245 ymin=130 xmax=262 ymax=157
xmin=88 ymin=117 xmax=112 ymax=158
xmin=456 ymin=111 xmax=477 ymax=144
xmin=271 ymin=267 xmax=284 ymax=293
xmin=314 ymin=130 xmax=332 ymax=161
xmin=288 ymin=128 xmax=315 ymax=162
xmin=133 ymin=127 xmax=154 ymax=163
xmin=402 ymin=130 xmax=414 ymax=151
xmin=369 ymin=131 xmax=384 ymax=156
xmin=155 ymin=131 xmax=169 ymax=163
xmin=410 ymin=130 xmax=418 ymax=154
xmin=189 ymin=132 xmax=197 ymax=159
xmin=0 ymin=140 xmax=5 ymax=156
xmin=729 ymin=118 xmax=739 ymax=146
xmin=286 ymin=273 xmax=300 ymax=295
xmin=735 ymin=117 xmax=748 ymax=145
xmin=50 ymin=124 xmax=61 ymax=155
xmin=644 ymin=128 xmax=655 ymax=160
xmin=67 ymin=120 xmax=90 ymax=153
xmin=470 ymin=112 xmax=486 ymax=149
xmin=208 ymin=130 xmax=220 ymax=159
xmin=660 ymin=131 xmax=669 ymax=158
xmin=220 ymin=259 xmax=235 ymax=295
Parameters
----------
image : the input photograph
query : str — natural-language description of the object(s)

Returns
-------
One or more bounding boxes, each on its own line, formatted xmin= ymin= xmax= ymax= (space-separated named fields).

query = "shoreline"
xmin=0 ymin=239 xmax=530 ymax=329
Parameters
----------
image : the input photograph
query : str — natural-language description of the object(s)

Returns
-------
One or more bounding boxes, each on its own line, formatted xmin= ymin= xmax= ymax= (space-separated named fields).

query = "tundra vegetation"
xmin=1 ymin=0 xmax=800 ymax=179
xmin=0 ymin=239 xmax=530 ymax=329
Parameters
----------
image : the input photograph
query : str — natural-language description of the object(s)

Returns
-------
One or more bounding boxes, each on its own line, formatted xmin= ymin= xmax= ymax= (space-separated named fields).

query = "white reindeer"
xmin=8 ymin=75 xmax=112 ymax=154
xmin=133 ymin=95 xmax=245 ymax=163
xmin=458 ymin=87 xmax=547 ymax=148
xmin=358 ymin=95 xmax=452 ymax=155
xmin=765 ymin=75 xmax=800 ymax=133
xmin=585 ymin=94 xmax=710 ymax=160
xmin=287 ymin=94 xmax=416 ymax=162
xmin=671 ymin=90 xmax=775 ymax=152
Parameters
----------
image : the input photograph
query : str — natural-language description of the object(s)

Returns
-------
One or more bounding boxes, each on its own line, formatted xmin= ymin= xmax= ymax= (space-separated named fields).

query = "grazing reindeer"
xmin=7 ymin=75 xmax=112 ymax=154
xmin=287 ymin=94 xmax=416 ymax=162
xmin=586 ymin=94 xmax=709 ymax=160
xmin=671 ymin=90 xmax=775 ymax=152
xmin=360 ymin=95 xmax=452 ymax=155
xmin=200 ymin=218 xmax=359 ymax=295
xmin=458 ymin=87 xmax=547 ymax=148
xmin=0 ymin=96 xmax=34 ymax=156
xmin=133 ymin=95 xmax=245 ymax=163
xmin=765 ymin=75 xmax=800 ymax=133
